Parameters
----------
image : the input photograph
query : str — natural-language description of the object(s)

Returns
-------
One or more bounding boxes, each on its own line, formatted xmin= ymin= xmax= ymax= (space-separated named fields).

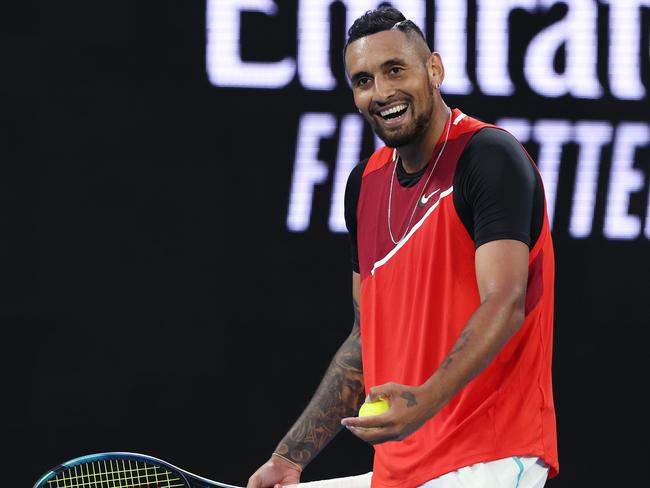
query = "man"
xmin=247 ymin=6 xmax=558 ymax=488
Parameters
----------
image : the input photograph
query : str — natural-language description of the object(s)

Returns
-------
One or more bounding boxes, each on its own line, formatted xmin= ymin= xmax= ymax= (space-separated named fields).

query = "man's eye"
xmin=357 ymin=78 xmax=370 ymax=87
xmin=390 ymin=67 xmax=403 ymax=74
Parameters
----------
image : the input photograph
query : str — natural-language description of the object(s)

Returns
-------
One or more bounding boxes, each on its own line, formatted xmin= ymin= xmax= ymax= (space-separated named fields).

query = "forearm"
xmin=422 ymin=291 xmax=525 ymax=415
xmin=274 ymin=326 xmax=365 ymax=469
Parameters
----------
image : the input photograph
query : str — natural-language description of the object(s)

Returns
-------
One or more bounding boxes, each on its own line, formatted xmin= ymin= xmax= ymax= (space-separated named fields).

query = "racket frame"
xmin=33 ymin=451 xmax=242 ymax=488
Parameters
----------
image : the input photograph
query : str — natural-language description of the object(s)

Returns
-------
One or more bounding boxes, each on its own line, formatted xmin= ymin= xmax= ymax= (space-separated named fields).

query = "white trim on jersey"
xmin=371 ymin=186 xmax=454 ymax=276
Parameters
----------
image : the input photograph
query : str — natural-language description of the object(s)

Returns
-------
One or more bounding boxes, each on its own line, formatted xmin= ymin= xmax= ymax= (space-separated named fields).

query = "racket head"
xmin=33 ymin=452 xmax=241 ymax=488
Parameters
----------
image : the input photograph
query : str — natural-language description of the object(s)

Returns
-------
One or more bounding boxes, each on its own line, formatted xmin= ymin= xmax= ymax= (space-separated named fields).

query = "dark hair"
xmin=344 ymin=5 xmax=427 ymax=55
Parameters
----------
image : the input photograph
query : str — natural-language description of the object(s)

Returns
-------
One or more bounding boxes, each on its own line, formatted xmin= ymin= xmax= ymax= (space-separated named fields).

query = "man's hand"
xmin=340 ymin=382 xmax=435 ymax=445
xmin=246 ymin=455 xmax=302 ymax=488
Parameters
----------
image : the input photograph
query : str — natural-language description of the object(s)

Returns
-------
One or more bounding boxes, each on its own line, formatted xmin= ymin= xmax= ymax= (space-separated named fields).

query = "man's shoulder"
xmin=348 ymin=157 xmax=369 ymax=183
xmin=363 ymin=146 xmax=395 ymax=175
xmin=465 ymin=126 xmax=525 ymax=154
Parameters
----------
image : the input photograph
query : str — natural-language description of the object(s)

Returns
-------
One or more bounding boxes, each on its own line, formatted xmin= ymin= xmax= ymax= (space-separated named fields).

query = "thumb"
xmin=368 ymin=383 xmax=395 ymax=403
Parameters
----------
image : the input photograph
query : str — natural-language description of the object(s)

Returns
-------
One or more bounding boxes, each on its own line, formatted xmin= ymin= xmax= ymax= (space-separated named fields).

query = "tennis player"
xmin=247 ymin=6 xmax=558 ymax=488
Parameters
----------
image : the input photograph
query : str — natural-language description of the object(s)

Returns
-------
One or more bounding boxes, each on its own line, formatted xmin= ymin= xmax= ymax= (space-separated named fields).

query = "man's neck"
xmin=398 ymin=105 xmax=451 ymax=173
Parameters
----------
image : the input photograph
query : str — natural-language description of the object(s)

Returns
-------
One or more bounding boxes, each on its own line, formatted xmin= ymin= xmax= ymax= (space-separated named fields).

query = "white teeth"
xmin=380 ymin=104 xmax=407 ymax=117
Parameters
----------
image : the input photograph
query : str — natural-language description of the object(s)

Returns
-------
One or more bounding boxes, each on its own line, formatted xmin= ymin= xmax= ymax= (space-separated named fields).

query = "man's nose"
xmin=373 ymin=77 xmax=397 ymax=102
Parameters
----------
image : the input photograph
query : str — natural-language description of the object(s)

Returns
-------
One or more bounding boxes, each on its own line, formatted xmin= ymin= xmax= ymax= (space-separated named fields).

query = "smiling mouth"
xmin=378 ymin=103 xmax=408 ymax=120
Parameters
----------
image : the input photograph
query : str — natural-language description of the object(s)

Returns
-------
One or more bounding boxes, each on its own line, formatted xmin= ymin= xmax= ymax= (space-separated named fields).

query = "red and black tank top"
xmin=355 ymin=109 xmax=558 ymax=487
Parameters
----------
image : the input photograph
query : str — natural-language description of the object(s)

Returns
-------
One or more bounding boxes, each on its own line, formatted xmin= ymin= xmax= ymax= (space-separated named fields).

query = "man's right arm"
xmin=246 ymin=272 xmax=365 ymax=488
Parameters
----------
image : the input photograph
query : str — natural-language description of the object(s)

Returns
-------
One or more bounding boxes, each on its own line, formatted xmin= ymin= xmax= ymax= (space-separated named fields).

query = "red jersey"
xmin=356 ymin=109 xmax=558 ymax=487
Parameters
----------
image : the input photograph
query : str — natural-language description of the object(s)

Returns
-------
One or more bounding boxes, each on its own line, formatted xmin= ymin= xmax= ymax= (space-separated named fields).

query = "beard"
xmin=369 ymin=93 xmax=434 ymax=148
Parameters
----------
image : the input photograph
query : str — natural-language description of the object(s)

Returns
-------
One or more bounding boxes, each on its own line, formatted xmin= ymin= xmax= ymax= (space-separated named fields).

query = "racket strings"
xmin=46 ymin=458 xmax=187 ymax=488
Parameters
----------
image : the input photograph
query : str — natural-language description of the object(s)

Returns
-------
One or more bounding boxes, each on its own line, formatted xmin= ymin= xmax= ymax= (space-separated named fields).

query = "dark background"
xmin=5 ymin=1 xmax=649 ymax=487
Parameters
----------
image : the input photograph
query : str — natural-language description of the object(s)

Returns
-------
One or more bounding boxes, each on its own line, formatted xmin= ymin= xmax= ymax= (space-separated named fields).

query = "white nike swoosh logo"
xmin=419 ymin=188 xmax=440 ymax=206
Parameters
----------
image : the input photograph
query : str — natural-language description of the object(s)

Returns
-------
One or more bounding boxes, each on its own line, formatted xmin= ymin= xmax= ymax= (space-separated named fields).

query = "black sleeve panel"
xmin=453 ymin=128 xmax=544 ymax=249
xmin=344 ymin=158 xmax=368 ymax=273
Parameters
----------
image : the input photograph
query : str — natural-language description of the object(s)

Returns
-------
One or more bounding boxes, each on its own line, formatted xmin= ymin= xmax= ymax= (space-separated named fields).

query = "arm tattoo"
xmin=440 ymin=328 xmax=472 ymax=369
xmin=275 ymin=295 xmax=365 ymax=468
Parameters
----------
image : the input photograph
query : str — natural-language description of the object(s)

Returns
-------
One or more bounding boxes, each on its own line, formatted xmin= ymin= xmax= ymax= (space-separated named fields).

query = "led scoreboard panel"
xmin=207 ymin=0 xmax=649 ymax=240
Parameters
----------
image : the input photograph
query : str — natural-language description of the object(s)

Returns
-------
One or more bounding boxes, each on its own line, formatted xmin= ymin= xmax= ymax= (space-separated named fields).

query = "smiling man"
xmin=247 ymin=6 xmax=558 ymax=488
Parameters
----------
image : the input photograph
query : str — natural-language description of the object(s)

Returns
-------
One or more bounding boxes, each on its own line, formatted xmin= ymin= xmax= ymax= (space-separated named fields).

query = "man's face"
xmin=344 ymin=30 xmax=435 ymax=148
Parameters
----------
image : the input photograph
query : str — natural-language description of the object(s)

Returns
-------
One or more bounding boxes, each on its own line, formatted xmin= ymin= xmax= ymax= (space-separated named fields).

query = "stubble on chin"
xmin=374 ymin=109 xmax=432 ymax=149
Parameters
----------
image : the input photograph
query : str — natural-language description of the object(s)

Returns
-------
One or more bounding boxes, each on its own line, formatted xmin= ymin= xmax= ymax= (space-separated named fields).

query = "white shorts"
xmin=289 ymin=456 xmax=548 ymax=488
xmin=418 ymin=456 xmax=549 ymax=488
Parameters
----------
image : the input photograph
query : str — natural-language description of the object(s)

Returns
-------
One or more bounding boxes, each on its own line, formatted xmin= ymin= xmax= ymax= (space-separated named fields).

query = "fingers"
xmin=246 ymin=457 xmax=302 ymax=488
xmin=247 ymin=473 xmax=265 ymax=488
xmin=341 ymin=381 xmax=396 ymax=432
xmin=342 ymin=382 xmax=420 ymax=445
xmin=341 ymin=408 xmax=396 ymax=446
xmin=344 ymin=423 xmax=400 ymax=444
xmin=367 ymin=382 xmax=396 ymax=402
xmin=341 ymin=411 xmax=389 ymax=429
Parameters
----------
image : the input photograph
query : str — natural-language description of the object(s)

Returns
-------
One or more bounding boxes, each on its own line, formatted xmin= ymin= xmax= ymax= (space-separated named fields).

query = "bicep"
xmin=475 ymin=239 xmax=528 ymax=306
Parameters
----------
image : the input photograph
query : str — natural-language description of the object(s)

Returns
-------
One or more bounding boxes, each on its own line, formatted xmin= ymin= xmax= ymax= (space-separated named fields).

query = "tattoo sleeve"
xmin=274 ymin=294 xmax=365 ymax=469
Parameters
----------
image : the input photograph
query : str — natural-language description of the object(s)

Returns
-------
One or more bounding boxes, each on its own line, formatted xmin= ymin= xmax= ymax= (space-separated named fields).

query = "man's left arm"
xmin=341 ymin=239 xmax=529 ymax=444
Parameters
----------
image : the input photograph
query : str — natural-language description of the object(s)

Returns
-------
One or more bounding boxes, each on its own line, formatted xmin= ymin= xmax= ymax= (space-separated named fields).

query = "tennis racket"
xmin=33 ymin=451 xmax=243 ymax=488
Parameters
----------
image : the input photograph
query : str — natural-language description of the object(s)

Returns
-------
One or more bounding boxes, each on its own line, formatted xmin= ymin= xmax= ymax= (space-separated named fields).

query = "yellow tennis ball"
xmin=358 ymin=397 xmax=390 ymax=417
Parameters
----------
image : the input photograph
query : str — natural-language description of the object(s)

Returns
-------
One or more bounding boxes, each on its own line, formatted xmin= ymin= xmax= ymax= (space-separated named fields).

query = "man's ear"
xmin=427 ymin=52 xmax=445 ymax=90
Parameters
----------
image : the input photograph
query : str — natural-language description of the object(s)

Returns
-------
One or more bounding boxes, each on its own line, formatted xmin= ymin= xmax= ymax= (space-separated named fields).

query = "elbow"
xmin=507 ymin=290 xmax=526 ymax=336
xmin=485 ymin=287 xmax=527 ymax=336
xmin=510 ymin=304 xmax=526 ymax=334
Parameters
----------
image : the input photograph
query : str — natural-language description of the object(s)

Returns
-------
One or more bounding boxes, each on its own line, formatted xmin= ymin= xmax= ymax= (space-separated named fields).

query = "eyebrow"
xmin=349 ymin=58 xmax=408 ymax=84
xmin=380 ymin=58 xmax=407 ymax=69
xmin=349 ymin=71 xmax=371 ymax=84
